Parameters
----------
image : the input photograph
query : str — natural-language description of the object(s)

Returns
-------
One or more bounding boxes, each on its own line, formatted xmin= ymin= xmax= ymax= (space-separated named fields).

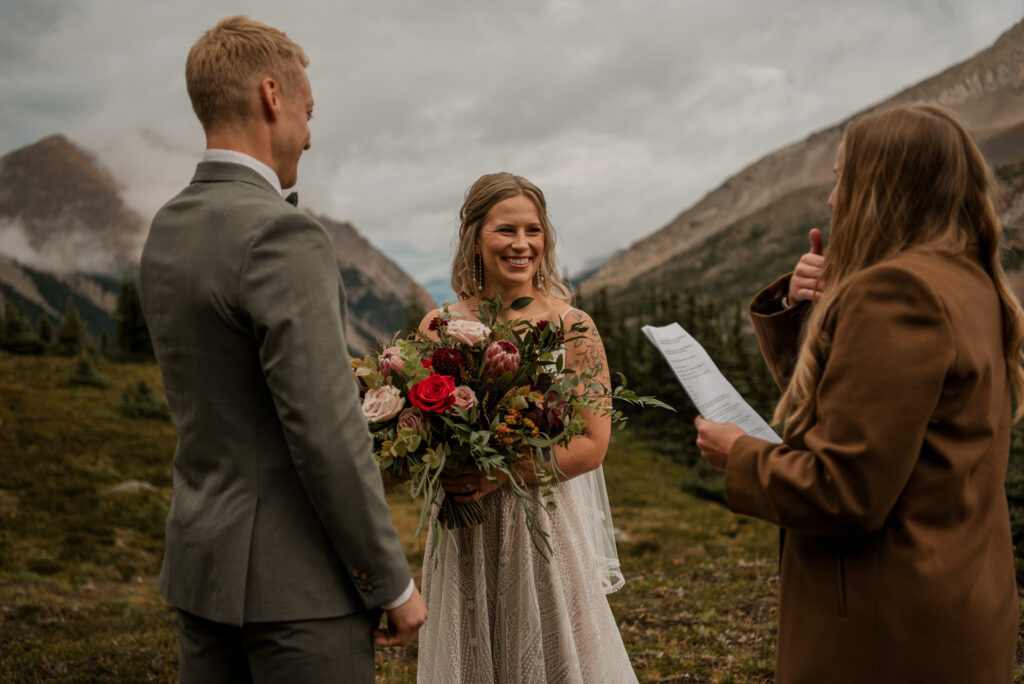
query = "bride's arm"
xmin=548 ymin=308 xmax=611 ymax=479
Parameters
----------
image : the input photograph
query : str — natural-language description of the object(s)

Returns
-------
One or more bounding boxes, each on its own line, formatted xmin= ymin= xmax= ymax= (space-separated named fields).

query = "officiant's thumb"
xmin=809 ymin=228 xmax=824 ymax=256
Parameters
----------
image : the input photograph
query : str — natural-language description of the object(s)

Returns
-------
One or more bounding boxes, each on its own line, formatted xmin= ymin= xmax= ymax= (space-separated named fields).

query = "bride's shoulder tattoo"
xmin=564 ymin=309 xmax=608 ymax=380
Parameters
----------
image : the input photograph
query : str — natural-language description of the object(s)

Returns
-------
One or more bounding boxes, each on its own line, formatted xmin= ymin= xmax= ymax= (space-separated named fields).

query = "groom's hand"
xmin=374 ymin=585 xmax=427 ymax=647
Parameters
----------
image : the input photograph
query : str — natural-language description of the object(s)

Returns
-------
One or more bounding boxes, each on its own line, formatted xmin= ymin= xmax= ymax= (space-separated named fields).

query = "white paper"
xmin=642 ymin=322 xmax=782 ymax=443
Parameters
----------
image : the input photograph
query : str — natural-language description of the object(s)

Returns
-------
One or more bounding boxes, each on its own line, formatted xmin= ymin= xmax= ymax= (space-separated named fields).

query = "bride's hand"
xmin=381 ymin=467 xmax=410 ymax=490
xmin=441 ymin=469 xmax=507 ymax=503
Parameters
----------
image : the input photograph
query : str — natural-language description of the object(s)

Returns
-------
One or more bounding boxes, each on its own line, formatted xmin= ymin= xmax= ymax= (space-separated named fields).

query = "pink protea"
xmin=378 ymin=346 xmax=404 ymax=377
xmin=483 ymin=340 xmax=520 ymax=380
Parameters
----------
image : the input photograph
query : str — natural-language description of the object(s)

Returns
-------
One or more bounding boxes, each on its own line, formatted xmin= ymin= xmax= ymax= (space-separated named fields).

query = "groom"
xmin=140 ymin=16 xmax=425 ymax=682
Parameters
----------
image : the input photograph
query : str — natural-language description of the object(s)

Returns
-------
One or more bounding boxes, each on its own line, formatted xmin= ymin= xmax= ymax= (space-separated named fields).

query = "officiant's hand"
xmin=788 ymin=228 xmax=825 ymax=304
xmin=375 ymin=585 xmax=427 ymax=647
xmin=695 ymin=416 xmax=744 ymax=470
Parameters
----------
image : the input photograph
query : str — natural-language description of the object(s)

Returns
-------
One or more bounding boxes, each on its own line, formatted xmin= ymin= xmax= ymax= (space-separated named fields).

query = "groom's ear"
xmin=259 ymin=77 xmax=282 ymax=122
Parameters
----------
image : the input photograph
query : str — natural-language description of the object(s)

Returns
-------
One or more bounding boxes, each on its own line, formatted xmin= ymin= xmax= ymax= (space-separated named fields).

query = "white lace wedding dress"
xmin=417 ymin=467 xmax=638 ymax=683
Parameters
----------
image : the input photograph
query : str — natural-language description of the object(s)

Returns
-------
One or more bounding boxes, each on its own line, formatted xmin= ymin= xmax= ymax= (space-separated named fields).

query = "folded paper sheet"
xmin=642 ymin=322 xmax=782 ymax=444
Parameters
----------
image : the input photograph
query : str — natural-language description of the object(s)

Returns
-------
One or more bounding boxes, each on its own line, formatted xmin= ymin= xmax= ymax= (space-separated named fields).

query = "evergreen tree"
xmin=36 ymin=315 xmax=54 ymax=345
xmin=54 ymin=297 xmax=86 ymax=356
xmin=0 ymin=301 xmax=44 ymax=355
xmin=115 ymin=277 xmax=153 ymax=360
xmin=400 ymin=292 xmax=428 ymax=339
xmin=3 ymin=300 xmax=30 ymax=340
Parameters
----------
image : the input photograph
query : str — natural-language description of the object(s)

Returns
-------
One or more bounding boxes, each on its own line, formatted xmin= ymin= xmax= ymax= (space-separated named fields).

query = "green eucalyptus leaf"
xmin=510 ymin=297 xmax=533 ymax=310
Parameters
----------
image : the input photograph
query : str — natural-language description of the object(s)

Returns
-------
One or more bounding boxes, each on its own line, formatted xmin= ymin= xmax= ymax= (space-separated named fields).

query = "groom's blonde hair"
xmin=186 ymin=15 xmax=309 ymax=132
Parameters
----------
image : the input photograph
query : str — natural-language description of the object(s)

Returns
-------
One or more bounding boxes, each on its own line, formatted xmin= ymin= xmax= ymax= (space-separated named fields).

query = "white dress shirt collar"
xmin=202 ymin=149 xmax=288 ymax=197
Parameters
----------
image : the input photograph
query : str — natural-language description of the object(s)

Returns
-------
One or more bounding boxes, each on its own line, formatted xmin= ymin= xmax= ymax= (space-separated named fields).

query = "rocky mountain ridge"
xmin=580 ymin=19 xmax=1024 ymax=304
xmin=0 ymin=135 xmax=433 ymax=351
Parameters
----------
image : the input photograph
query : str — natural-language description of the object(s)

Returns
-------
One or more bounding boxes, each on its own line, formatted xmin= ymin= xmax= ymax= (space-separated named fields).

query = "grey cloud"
xmin=1 ymin=0 xmax=1020 ymax=284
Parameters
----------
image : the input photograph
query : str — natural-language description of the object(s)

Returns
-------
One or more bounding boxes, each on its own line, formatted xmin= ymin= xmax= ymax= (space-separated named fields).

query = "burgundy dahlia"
xmin=431 ymin=347 xmax=466 ymax=377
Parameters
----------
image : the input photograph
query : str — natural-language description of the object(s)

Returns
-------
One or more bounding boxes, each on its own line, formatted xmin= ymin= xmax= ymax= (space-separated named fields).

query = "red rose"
xmin=408 ymin=373 xmax=456 ymax=413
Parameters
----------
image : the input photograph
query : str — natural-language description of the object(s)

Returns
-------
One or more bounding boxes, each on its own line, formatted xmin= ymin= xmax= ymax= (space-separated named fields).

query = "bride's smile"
xmin=476 ymin=193 xmax=545 ymax=290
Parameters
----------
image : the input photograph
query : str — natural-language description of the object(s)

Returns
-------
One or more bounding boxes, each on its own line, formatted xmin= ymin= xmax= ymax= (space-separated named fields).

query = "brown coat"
xmin=728 ymin=247 xmax=1017 ymax=683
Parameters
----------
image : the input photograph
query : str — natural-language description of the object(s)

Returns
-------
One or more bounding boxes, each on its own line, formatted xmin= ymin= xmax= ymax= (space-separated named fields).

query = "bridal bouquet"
xmin=353 ymin=296 xmax=669 ymax=555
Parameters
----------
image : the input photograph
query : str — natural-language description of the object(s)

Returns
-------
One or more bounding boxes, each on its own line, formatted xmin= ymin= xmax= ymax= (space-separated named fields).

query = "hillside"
xmin=581 ymin=19 xmax=1024 ymax=308
xmin=0 ymin=352 xmax=1022 ymax=681
xmin=0 ymin=136 xmax=434 ymax=353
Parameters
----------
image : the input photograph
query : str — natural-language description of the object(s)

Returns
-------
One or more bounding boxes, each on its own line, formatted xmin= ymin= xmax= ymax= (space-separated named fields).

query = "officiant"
xmin=694 ymin=104 xmax=1020 ymax=683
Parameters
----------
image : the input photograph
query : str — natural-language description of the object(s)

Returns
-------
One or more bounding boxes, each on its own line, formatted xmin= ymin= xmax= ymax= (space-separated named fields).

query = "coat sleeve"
xmin=727 ymin=264 xmax=955 ymax=535
xmin=748 ymin=273 xmax=812 ymax=390
xmin=240 ymin=213 xmax=412 ymax=609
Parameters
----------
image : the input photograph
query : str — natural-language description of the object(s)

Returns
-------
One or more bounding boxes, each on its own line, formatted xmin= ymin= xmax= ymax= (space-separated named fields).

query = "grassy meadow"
xmin=0 ymin=351 xmax=1022 ymax=682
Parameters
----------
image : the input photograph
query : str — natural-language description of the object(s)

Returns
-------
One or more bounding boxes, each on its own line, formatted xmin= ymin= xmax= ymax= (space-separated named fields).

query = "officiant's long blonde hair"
xmin=451 ymin=172 xmax=573 ymax=302
xmin=775 ymin=104 xmax=1024 ymax=434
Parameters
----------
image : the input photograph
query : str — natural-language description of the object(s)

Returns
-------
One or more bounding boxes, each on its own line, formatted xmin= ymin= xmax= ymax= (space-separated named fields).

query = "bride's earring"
xmin=534 ymin=268 xmax=545 ymax=289
xmin=474 ymin=252 xmax=484 ymax=292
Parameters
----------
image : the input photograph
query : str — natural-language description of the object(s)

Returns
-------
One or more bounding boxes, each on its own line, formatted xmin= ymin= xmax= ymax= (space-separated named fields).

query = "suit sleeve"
xmin=748 ymin=273 xmax=812 ymax=390
xmin=727 ymin=264 xmax=955 ymax=535
xmin=241 ymin=213 xmax=411 ymax=609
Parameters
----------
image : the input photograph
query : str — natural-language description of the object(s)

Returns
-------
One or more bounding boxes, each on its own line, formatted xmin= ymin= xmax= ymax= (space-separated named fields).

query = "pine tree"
xmin=3 ymin=300 xmax=30 ymax=340
xmin=36 ymin=315 xmax=53 ymax=345
xmin=400 ymin=292 xmax=428 ymax=339
xmin=54 ymin=297 xmax=86 ymax=356
xmin=115 ymin=277 xmax=153 ymax=360
xmin=0 ymin=301 xmax=43 ymax=355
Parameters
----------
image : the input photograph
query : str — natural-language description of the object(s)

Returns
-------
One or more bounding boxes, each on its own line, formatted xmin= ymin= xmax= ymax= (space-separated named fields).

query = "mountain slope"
xmin=0 ymin=136 xmax=434 ymax=353
xmin=581 ymin=19 xmax=1024 ymax=305
xmin=0 ymin=135 xmax=144 ymax=275
xmin=318 ymin=215 xmax=435 ymax=351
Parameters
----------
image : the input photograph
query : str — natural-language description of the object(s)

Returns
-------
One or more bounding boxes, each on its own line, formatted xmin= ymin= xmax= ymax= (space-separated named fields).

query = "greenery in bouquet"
xmin=352 ymin=295 xmax=671 ymax=557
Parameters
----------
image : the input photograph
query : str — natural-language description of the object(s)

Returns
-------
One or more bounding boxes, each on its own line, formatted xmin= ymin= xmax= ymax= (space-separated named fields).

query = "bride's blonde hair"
xmin=775 ymin=104 xmax=1024 ymax=434
xmin=450 ymin=172 xmax=573 ymax=303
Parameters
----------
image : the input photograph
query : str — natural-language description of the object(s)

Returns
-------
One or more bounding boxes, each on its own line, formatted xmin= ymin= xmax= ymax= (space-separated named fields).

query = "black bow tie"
xmin=285 ymin=191 xmax=298 ymax=206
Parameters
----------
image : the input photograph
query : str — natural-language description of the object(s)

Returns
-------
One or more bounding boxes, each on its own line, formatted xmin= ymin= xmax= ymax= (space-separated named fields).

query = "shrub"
xmin=116 ymin=380 xmax=170 ymax=420
xmin=64 ymin=354 xmax=110 ymax=388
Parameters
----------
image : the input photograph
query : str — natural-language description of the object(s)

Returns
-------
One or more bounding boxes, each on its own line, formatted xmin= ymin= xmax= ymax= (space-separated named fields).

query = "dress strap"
xmin=557 ymin=307 xmax=579 ymax=327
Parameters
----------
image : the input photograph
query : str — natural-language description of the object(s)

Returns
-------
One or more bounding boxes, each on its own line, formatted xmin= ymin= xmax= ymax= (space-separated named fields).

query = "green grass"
xmin=0 ymin=351 xmax=1021 ymax=682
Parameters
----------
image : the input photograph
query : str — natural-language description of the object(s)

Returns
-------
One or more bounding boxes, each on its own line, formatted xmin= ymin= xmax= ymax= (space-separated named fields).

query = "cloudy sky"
xmin=2 ymin=1 xmax=1021 ymax=300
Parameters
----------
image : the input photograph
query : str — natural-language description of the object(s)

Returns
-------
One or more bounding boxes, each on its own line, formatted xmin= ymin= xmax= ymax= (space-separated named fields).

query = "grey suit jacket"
xmin=140 ymin=161 xmax=411 ymax=626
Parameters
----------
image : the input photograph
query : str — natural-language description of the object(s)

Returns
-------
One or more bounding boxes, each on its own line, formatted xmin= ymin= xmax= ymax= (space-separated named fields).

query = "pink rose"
xmin=361 ymin=385 xmax=405 ymax=422
xmin=447 ymin=319 xmax=491 ymax=346
xmin=397 ymin=407 xmax=426 ymax=431
xmin=378 ymin=346 xmax=404 ymax=377
xmin=483 ymin=340 xmax=520 ymax=380
xmin=449 ymin=385 xmax=477 ymax=413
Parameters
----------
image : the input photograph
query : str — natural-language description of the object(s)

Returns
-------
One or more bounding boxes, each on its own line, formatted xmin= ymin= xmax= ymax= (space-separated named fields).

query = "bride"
xmin=415 ymin=172 xmax=637 ymax=683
